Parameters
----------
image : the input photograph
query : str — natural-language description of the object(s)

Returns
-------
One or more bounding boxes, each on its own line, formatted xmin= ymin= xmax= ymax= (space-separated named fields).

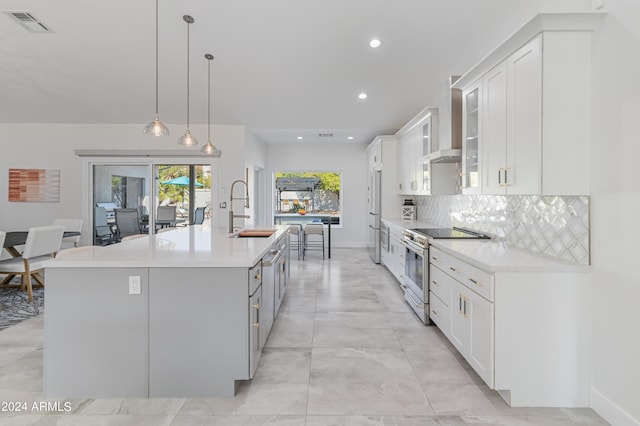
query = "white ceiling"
xmin=0 ymin=0 xmax=591 ymax=144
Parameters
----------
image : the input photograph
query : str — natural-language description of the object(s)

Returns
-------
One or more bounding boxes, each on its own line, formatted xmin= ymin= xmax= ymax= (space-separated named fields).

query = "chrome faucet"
xmin=229 ymin=179 xmax=250 ymax=233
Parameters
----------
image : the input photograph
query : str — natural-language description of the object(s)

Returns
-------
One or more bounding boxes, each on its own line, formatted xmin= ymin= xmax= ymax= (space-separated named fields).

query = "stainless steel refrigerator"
xmin=368 ymin=170 xmax=381 ymax=263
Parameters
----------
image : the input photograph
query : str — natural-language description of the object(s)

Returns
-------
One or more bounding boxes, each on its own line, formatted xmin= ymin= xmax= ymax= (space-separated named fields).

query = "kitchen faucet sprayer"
xmin=229 ymin=179 xmax=250 ymax=232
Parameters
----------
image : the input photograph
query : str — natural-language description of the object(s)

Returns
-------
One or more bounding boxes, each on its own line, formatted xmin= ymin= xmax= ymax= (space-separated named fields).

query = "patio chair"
xmin=194 ymin=207 xmax=206 ymax=225
xmin=114 ymin=208 xmax=142 ymax=240
xmin=0 ymin=225 xmax=64 ymax=301
xmin=0 ymin=230 xmax=5 ymax=254
xmin=95 ymin=207 xmax=116 ymax=245
xmin=53 ymin=218 xmax=83 ymax=248
xmin=157 ymin=206 xmax=177 ymax=228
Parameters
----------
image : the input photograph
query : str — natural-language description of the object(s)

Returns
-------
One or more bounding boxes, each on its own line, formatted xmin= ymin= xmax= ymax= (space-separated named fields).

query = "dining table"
xmin=1 ymin=230 xmax=81 ymax=285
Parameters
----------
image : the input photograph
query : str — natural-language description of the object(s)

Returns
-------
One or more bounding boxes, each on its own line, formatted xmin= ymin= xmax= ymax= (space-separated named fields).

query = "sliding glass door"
xmin=90 ymin=161 xmax=213 ymax=245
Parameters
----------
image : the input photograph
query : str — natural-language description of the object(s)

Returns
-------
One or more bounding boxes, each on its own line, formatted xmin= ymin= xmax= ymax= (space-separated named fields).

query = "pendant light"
xmin=178 ymin=15 xmax=198 ymax=147
xmin=143 ymin=0 xmax=169 ymax=136
xmin=201 ymin=54 xmax=222 ymax=156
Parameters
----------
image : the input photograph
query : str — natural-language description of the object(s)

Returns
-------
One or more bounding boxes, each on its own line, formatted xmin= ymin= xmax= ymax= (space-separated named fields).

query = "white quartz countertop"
xmin=430 ymin=240 xmax=590 ymax=273
xmin=381 ymin=218 xmax=441 ymax=229
xmin=46 ymin=224 xmax=290 ymax=269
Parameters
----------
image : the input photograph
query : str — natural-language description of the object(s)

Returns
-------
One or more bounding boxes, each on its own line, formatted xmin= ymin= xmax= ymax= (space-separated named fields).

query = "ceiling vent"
xmin=4 ymin=11 xmax=52 ymax=33
xmin=318 ymin=133 xmax=333 ymax=138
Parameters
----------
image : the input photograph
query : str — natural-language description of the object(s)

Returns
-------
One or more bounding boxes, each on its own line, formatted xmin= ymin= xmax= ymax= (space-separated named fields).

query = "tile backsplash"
xmin=416 ymin=195 xmax=590 ymax=264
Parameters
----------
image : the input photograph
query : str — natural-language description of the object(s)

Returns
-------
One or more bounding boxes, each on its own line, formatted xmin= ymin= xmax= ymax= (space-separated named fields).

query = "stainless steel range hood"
xmin=426 ymin=76 xmax=462 ymax=163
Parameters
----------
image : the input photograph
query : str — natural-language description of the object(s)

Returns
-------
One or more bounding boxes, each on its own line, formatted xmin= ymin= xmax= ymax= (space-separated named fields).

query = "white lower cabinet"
xmin=382 ymin=221 xmax=405 ymax=284
xmin=432 ymin=257 xmax=494 ymax=388
xmin=429 ymin=245 xmax=589 ymax=407
xmin=450 ymin=280 xmax=494 ymax=387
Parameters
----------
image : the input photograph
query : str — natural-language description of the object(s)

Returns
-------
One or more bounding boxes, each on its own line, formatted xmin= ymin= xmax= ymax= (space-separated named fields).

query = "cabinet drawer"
xmin=429 ymin=290 xmax=450 ymax=336
xmin=249 ymin=262 xmax=262 ymax=295
xmin=430 ymin=246 xmax=494 ymax=302
xmin=429 ymin=264 xmax=452 ymax=306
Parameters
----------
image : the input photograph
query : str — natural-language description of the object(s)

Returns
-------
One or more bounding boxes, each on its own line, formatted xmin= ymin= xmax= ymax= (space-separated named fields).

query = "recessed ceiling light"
xmin=358 ymin=92 xmax=368 ymax=100
xmin=297 ymin=136 xmax=303 ymax=140
xmin=347 ymin=136 xmax=354 ymax=140
xmin=369 ymin=39 xmax=381 ymax=48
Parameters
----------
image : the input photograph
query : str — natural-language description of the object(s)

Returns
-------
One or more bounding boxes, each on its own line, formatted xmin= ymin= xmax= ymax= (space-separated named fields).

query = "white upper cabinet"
xmin=482 ymin=61 xmax=509 ymax=194
xmin=397 ymin=107 xmax=457 ymax=195
xmin=454 ymin=13 xmax=603 ymax=196
xmin=461 ymin=79 xmax=482 ymax=194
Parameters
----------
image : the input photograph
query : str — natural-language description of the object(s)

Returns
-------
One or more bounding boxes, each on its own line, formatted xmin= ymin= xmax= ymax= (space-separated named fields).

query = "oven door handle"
xmin=401 ymin=239 xmax=424 ymax=255
xmin=404 ymin=287 xmax=424 ymax=309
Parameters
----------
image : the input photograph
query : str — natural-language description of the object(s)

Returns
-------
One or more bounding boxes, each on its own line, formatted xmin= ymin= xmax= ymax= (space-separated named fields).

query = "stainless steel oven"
xmin=401 ymin=230 xmax=429 ymax=324
xmin=400 ymin=227 xmax=490 ymax=325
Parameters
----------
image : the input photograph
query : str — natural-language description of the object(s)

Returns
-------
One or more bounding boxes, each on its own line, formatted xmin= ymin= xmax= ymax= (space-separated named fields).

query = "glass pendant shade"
xmin=144 ymin=115 xmax=170 ymax=136
xmin=178 ymin=129 xmax=198 ymax=146
xmin=201 ymin=139 xmax=220 ymax=155
xmin=144 ymin=0 xmax=168 ymax=136
xmin=179 ymin=15 xmax=197 ymax=146
xmin=201 ymin=53 xmax=221 ymax=156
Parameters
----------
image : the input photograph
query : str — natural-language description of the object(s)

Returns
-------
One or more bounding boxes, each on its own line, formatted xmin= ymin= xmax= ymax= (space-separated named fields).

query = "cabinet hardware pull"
xmin=463 ymin=297 xmax=468 ymax=317
xmin=254 ymin=274 xmax=261 ymax=280
xmin=459 ymin=294 xmax=462 ymax=313
xmin=431 ymin=256 xmax=438 ymax=261
xmin=432 ymin=280 xmax=440 ymax=286
xmin=469 ymin=278 xmax=483 ymax=286
xmin=252 ymin=322 xmax=260 ymax=328
xmin=498 ymin=169 xmax=502 ymax=184
xmin=252 ymin=303 xmax=260 ymax=309
xmin=449 ymin=266 xmax=458 ymax=273
xmin=504 ymin=168 xmax=510 ymax=186
xmin=432 ymin=310 xmax=439 ymax=317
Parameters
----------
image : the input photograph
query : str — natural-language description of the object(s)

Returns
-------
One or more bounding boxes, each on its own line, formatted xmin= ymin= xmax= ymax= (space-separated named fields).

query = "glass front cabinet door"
xmin=462 ymin=80 xmax=481 ymax=194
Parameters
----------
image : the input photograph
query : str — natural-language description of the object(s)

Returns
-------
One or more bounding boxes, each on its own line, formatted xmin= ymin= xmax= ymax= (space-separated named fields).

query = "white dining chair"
xmin=0 ymin=225 xmax=64 ymax=301
xmin=0 ymin=230 xmax=6 ymax=256
xmin=53 ymin=218 xmax=83 ymax=248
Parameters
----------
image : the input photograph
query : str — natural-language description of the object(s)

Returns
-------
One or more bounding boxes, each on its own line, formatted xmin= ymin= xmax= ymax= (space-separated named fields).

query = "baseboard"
xmin=591 ymin=387 xmax=640 ymax=426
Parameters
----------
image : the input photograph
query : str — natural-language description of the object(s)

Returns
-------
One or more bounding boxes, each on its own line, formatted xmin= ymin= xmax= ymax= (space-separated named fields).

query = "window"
xmin=274 ymin=171 xmax=341 ymax=226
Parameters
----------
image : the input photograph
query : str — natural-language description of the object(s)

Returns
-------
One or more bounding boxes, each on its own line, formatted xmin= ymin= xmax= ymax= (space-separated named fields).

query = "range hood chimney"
xmin=424 ymin=76 xmax=462 ymax=163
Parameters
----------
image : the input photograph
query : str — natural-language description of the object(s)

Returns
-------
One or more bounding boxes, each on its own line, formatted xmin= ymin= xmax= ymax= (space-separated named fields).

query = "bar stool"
xmin=303 ymin=222 xmax=325 ymax=260
xmin=288 ymin=224 xmax=303 ymax=259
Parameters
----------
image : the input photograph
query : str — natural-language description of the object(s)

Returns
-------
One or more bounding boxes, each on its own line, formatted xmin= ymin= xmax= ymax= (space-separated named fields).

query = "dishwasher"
xmin=260 ymin=243 xmax=285 ymax=349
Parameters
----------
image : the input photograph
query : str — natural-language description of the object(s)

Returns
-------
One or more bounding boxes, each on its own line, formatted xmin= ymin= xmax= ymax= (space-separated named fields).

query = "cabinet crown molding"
xmin=451 ymin=11 xmax=605 ymax=90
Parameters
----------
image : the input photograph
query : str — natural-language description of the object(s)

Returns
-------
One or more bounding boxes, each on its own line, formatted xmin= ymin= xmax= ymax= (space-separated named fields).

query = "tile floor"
xmin=0 ymin=248 xmax=608 ymax=425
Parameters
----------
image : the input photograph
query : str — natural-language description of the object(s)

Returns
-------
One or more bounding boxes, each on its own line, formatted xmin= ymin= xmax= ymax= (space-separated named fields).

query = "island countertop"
xmin=46 ymin=224 xmax=290 ymax=268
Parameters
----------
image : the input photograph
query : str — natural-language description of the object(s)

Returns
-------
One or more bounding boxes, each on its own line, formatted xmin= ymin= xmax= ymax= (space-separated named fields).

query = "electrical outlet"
xmin=219 ymin=201 xmax=227 ymax=208
xmin=128 ymin=276 xmax=141 ymax=295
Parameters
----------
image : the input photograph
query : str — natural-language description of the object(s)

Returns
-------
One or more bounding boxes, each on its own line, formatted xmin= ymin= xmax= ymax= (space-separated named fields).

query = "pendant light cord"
xmin=155 ymin=0 xmax=160 ymax=116
xmin=207 ymin=57 xmax=211 ymax=140
xmin=186 ymin=18 xmax=190 ymax=129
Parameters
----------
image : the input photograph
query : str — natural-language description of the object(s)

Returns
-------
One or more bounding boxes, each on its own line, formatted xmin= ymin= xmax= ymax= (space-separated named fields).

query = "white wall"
xmin=0 ymin=123 xmax=246 ymax=241
xmin=590 ymin=1 xmax=640 ymax=425
xmin=244 ymin=130 xmax=269 ymax=226
xmin=266 ymin=142 xmax=368 ymax=247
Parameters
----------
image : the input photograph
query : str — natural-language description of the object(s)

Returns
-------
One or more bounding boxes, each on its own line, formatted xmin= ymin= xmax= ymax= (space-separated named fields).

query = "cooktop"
xmin=411 ymin=227 xmax=491 ymax=239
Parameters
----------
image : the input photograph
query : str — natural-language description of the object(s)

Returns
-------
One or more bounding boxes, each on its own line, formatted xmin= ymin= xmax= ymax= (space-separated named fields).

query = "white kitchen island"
xmin=43 ymin=224 xmax=290 ymax=398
